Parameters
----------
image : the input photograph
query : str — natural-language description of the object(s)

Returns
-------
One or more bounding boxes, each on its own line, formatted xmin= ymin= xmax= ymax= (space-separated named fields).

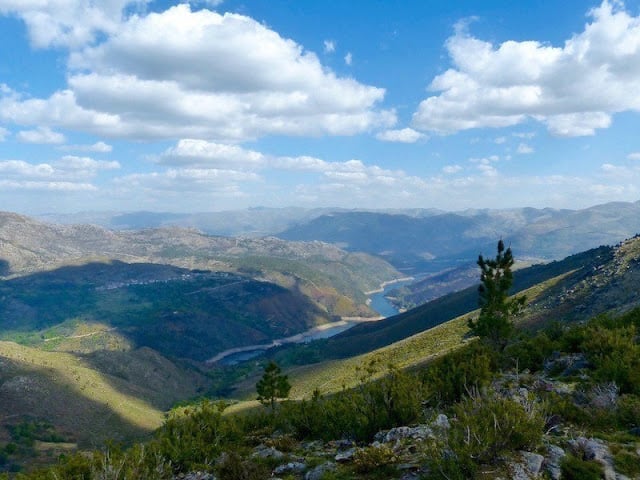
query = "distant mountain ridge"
xmin=278 ymin=201 xmax=640 ymax=273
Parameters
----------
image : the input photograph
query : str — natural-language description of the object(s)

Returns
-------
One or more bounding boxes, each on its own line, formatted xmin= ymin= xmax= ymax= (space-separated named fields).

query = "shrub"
xmin=154 ymin=400 xmax=240 ymax=472
xmin=281 ymin=364 xmax=426 ymax=442
xmin=430 ymin=393 xmax=543 ymax=477
xmin=502 ymin=332 xmax=558 ymax=372
xmin=421 ymin=342 xmax=495 ymax=406
xmin=352 ymin=445 xmax=397 ymax=474
xmin=560 ymin=454 xmax=603 ymax=480
xmin=612 ymin=448 xmax=640 ymax=477
xmin=215 ymin=451 xmax=269 ymax=480
xmin=617 ymin=394 xmax=640 ymax=428
xmin=583 ymin=325 xmax=640 ymax=394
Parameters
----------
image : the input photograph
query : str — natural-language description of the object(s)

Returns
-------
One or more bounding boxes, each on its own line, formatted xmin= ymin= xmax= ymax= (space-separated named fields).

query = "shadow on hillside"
xmin=0 ymin=259 xmax=329 ymax=410
xmin=0 ymin=351 xmax=159 ymax=448
xmin=80 ymin=348 xmax=210 ymax=411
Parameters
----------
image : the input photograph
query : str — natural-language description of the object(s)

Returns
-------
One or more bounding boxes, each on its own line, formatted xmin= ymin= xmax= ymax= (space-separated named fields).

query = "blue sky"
xmin=1 ymin=0 xmax=640 ymax=214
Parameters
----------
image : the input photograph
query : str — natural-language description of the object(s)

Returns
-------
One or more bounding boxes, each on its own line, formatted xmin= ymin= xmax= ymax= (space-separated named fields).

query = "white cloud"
xmin=477 ymin=163 xmax=498 ymax=177
xmin=376 ymin=128 xmax=425 ymax=143
xmin=344 ymin=52 xmax=353 ymax=65
xmin=16 ymin=126 xmax=65 ymax=144
xmin=469 ymin=155 xmax=500 ymax=164
xmin=412 ymin=1 xmax=640 ymax=136
xmin=60 ymin=141 xmax=113 ymax=152
xmin=0 ymin=155 xmax=118 ymax=188
xmin=114 ymin=168 xmax=260 ymax=193
xmin=627 ymin=152 xmax=640 ymax=160
xmin=513 ymin=131 xmax=536 ymax=139
xmin=494 ymin=136 xmax=507 ymax=144
xmin=159 ymin=139 xmax=265 ymax=168
xmin=55 ymin=155 xmax=120 ymax=177
xmin=517 ymin=143 xmax=534 ymax=154
xmin=1 ymin=5 xmax=393 ymax=142
xmin=442 ymin=164 xmax=463 ymax=174
xmin=0 ymin=0 xmax=150 ymax=48
xmin=0 ymin=180 xmax=96 ymax=191
xmin=324 ymin=40 xmax=335 ymax=53
xmin=0 ymin=126 xmax=8 ymax=141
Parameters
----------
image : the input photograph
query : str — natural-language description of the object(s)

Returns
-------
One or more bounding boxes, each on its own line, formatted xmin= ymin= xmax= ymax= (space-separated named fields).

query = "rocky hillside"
xmin=0 ymin=211 xmax=401 ymax=318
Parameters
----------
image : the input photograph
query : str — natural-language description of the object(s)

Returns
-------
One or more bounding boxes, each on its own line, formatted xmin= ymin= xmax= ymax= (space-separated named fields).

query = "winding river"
xmin=210 ymin=276 xmax=416 ymax=366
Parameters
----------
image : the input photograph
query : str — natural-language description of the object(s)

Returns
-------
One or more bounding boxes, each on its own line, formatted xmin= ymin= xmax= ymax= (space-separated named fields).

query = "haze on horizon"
xmin=1 ymin=0 xmax=640 ymax=215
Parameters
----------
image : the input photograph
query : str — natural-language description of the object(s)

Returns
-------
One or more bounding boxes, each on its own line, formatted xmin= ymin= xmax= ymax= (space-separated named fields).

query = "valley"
xmin=2 ymin=204 xmax=640 ymax=476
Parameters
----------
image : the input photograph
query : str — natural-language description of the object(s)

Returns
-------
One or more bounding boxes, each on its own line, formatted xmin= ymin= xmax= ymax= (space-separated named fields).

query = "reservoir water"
xmin=216 ymin=277 xmax=418 ymax=366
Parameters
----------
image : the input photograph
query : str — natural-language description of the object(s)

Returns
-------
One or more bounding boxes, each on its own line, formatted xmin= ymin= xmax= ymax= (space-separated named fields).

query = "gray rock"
xmin=509 ymin=462 xmax=532 ymax=480
xmin=375 ymin=425 xmax=433 ymax=443
xmin=335 ymin=448 xmax=356 ymax=463
xmin=252 ymin=445 xmax=284 ymax=459
xmin=174 ymin=472 xmax=216 ymax=480
xmin=521 ymin=451 xmax=544 ymax=477
xmin=431 ymin=414 xmax=450 ymax=430
xmin=544 ymin=444 xmax=565 ymax=480
xmin=569 ymin=437 xmax=617 ymax=480
xmin=304 ymin=462 xmax=336 ymax=480
xmin=273 ymin=462 xmax=306 ymax=475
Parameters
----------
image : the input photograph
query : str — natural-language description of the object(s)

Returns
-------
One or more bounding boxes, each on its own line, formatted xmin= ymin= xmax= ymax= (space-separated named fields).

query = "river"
xmin=212 ymin=276 xmax=418 ymax=366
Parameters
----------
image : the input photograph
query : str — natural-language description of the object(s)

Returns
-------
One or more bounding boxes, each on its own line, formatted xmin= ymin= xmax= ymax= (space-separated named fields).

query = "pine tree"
xmin=468 ymin=240 xmax=526 ymax=349
xmin=256 ymin=361 xmax=291 ymax=412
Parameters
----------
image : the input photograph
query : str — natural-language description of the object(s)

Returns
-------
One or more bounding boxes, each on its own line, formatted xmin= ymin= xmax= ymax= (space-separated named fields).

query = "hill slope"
xmin=0 ymin=211 xmax=401 ymax=319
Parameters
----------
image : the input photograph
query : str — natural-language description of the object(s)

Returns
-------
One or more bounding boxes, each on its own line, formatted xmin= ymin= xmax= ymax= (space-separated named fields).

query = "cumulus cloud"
xmin=0 ymin=5 xmax=393 ymax=142
xmin=60 ymin=141 xmax=113 ymax=152
xmin=412 ymin=1 xmax=640 ymax=136
xmin=344 ymin=52 xmax=353 ymax=65
xmin=0 ymin=154 xmax=118 ymax=193
xmin=376 ymin=128 xmax=425 ymax=143
xmin=16 ymin=126 xmax=65 ymax=144
xmin=627 ymin=152 xmax=640 ymax=160
xmin=0 ymin=0 xmax=150 ymax=48
xmin=159 ymin=139 xmax=264 ymax=168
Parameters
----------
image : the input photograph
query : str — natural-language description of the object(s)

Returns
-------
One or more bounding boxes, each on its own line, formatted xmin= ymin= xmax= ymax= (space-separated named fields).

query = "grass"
xmin=0 ymin=341 xmax=164 ymax=435
xmin=229 ymin=269 xmax=575 ymax=404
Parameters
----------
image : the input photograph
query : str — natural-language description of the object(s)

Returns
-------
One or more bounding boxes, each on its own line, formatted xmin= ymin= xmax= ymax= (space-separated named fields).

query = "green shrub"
xmin=352 ymin=445 xmax=397 ymax=474
xmin=154 ymin=400 xmax=240 ymax=472
xmin=617 ymin=394 xmax=640 ymax=428
xmin=90 ymin=444 xmax=172 ymax=480
xmin=433 ymin=393 xmax=543 ymax=476
xmin=421 ymin=342 xmax=495 ymax=406
xmin=583 ymin=325 xmax=640 ymax=394
xmin=502 ymin=332 xmax=557 ymax=372
xmin=281 ymin=364 xmax=426 ymax=441
xmin=560 ymin=454 xmax=603 ymax=480
xmin=215 ymin=451 xmax=269 ymax=480
xmin=613 ymin=448 xmax=640 ymax=477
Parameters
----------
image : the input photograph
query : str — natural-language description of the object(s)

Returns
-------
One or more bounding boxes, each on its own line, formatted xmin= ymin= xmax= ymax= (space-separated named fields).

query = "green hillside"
xmin=269 ymin=245 xmax=613 ymax=364
xmin=0 ymin=261 xmax=332 ymax=361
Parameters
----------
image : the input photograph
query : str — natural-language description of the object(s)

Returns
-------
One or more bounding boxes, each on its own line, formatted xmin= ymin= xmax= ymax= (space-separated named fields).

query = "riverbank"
xmin=209 ymin=277 xmax=416 ymax=365
xmin=207 ymin=315 xmax=385 ymax=364
xmin=363 ymin=276 xmax=414 ymax=295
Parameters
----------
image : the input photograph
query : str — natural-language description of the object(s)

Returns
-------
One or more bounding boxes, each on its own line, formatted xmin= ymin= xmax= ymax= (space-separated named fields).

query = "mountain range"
xmin=2 ymin=203 xmax=640 ymax=471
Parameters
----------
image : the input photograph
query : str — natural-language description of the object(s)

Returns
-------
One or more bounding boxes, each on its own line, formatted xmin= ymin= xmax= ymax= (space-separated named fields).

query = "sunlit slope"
xmin=230 ymin=267 xmax=575 ymax=403
xmin=0 ymin=342 xmax=162 ymax=446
